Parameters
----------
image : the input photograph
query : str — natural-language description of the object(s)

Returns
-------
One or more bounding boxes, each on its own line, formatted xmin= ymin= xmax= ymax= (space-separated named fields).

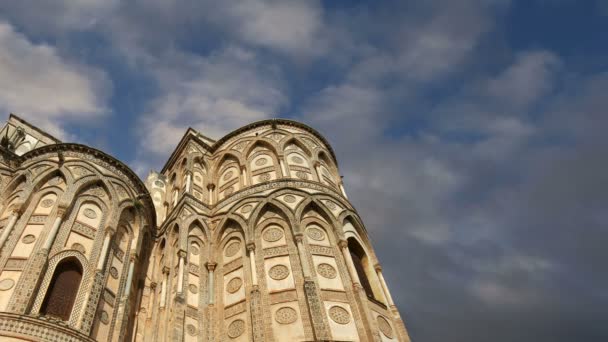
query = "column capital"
xmin=56 ymin=205 xmax=69 ymax=218
xmin=9 ymin=206 xmax=22 ymax=216
xmin=129 ymin=253 xmax=138 ymax=263
xmin=314 ymin=161 xmax=321 ymax=168
xmin=184 ymin=170 xmax=193 ymax=176
xmin=178 ymin=249 xmax=187 ymax=258
xmin=207 ymin=183 xmax=216 ymax=190
xmin=150 ymin=282 xmax=157 ymax=289
xmin=104 ymin=226 xmax=116 ymax=235
xmin=206 ymin=262 xmax=217 ymax=271
xmin=374 ymin=264 xmax=383 ymax=272
xmin=294 ymin=233 xmax=305 ymax=243
xmin=246 ymin=242 xmax=256 ymax=252
xmin=338 ymin=239 xmax=348 ymax=249
xmin=162 ymin=266 xmax=170 ymax=274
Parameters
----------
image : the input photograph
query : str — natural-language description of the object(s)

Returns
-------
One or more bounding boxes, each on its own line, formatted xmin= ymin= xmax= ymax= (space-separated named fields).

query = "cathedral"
xmin=0 ymin=114 xmax=411 ymax=341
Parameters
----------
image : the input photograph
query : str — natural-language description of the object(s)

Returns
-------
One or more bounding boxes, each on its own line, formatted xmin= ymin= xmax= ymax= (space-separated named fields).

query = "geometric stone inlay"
xmin=186 ymin=323 xmax=197 ymax=336
xmin=21 ymin=234 xmax=36 ymax=244
xmin=306 ymin=227 xmax=325 ymax=241
xmin=325 ymin=201 xmax=337 ymax=210
xmin=255 ymin=158 xmax=268 ymax=166
xmin=377 ymin=315 xmax=394 ymax=338
xmin=109 ymin=267 xmax=119 ymax=279
xmin=259 ymin=173 xmax=271 ymax=182
xmin=268 ymin=265 xmax=290 ymax=281
xmin=275 ymin=307 xmax=298 ymax=324
xmin=100 ymin=310 xmax=110 ymax=324
xmin=40 ymin=199 xmax=55 ymax=208
xmin=189 ymin=284 xmax=198 ymax=294
xmin=284 ymin=195 xmax=296 ymax=203
xmin=291 ymin=156 xmax=304 ymax=164
xmin=262 ymin=227 xmax=283 ymax=243
xmin=241 ymin=204 xmax=253 ymax=213
xmin=317 ymin=263 xmax=337 ymax=279
xmin=329 ymin=306 xmax=351 ymax=325
xmin=0 ymin=279 xmax=15 ymax=291
xmin=225 ymin=242 xmax=241 ymax=258
xmin=226 ymin=277 xmax=243 ymax=294
xmin=83 ymin=208 xmax=97 ymax=219
xmin=227 ymin=319 xmax=245 ymax=338
xmin=296 ymin=171 xmax=308 ymax=180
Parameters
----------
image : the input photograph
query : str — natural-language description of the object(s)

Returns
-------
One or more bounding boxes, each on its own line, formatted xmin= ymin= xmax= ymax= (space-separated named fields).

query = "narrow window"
xmin=41 ymin=258 xmax=83 ymax=320
xmin=348 ymin=238 xmax=376 ymax=300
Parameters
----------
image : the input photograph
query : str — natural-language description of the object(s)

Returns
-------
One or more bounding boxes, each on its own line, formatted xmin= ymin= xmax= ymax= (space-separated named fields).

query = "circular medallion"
xmin=194 ymin=175 xmax=202 ymax=183
xmin=329 ymin=306 xmax=351 ymax=325
xmin=275 ymin=307 xmax=298 ymax=324
xmin=40 ymin=198 xmax=55 ymax=208
xmin=377 ymin=316 xmax=394 ymax=338
xmin=224 ymin=186 xmax=234 ymax=196
xmin=189 ymin=284 xmax=198 ymax=294
xmin=100 ymin=311 xmax=110 ymax=324
xmin=263 ymin=227 xmax=284 ymax=242
xmin=291 ymin=156 xmax=304 ymax=164
xmin=296 ymin=171 xmax=308 ymax=180
xmin=268 ymin=265 xmax=290 ymax=280
xmin=241 ymin=204 xmax=253 ymax=213
xmin=186 ymin=324 xmax=197 ymax=336
xmin=284 ymin=195 xmax=296 ymax=203
xmin=22 ymin=234 xmax=36 ymax=244
xmin=71 ymin=243 xmax=85 ymax=254
xmin=83 ymin=208 xmax=97 ymax=219
xmin=223 ymin=171 xmax=234 ymax=181
xmin=190 ymin=245 xmax=199 ymax=255
xmin=325 ymin=201 xmax=337 ymax=210
xmin=317 ymin=263 xmax=337 ymax=279
xmin=227 ymin=319 xmax=245 ymax=338
xmin=110 ymin=267 xmax=119 ymax=279
xmin=226 ymin=277 xmax=243 ymax=294
xmin=0 ymin=279 xmax=15 ymax=291
xmin=154 ymin=180 xmax=164 ymax=187
xmin=225 ymin=242 xmax=241 ymax=258
xmin=259 ymin=173 xmax=270 ymax=182
xmin=306 ymin=227 xmax=325 ymax=241
xmin=255 ymin=158 xmax=268 ymax=166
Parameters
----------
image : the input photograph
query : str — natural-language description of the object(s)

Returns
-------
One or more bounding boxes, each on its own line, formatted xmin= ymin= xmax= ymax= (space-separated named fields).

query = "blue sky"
xmin=1 ymin=1 xmax=608 ymax=341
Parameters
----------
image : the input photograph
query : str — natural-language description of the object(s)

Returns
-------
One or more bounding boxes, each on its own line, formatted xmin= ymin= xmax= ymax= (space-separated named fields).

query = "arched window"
xmin=348 ymin=238 xmax=375 ymax=300
xmin=41 ymin=258 xmax=83 ymax=320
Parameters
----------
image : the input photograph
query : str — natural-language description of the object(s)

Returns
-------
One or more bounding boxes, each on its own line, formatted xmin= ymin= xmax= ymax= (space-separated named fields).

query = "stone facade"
xmin=0 ymin=114 xmax=411 ymax=341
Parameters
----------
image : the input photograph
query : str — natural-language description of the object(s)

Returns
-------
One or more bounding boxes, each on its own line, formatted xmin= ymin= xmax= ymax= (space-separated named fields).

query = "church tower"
xmin=0 ymin=114 xmax=411 ymax=341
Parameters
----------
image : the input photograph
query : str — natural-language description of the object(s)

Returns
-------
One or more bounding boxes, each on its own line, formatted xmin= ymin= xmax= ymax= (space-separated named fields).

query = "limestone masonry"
xmin=0 ymin=114 xmax=411 ymax=341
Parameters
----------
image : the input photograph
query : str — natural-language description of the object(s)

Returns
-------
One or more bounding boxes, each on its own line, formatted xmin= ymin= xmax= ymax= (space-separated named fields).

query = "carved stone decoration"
xmin=110 ymin=267 xmax=119 ymax=279
xmin=83 ymin=208 xmax=97 ymax=219
xmin=71 ymin=243 xmax=86 ymax=254
xmin=316 ymin=263 xmax=337 ymax=279
xmin=275 ymin=307 xmax=298 ymax=324
xmin=225 ymin=186 xmax=234 ymax=196
xmin=263 ymin=227 xmax=284 ymax=242
xmin=241 ymin=204 xmax=253 ymax=213
xmin=268 ymin=265 xmax=290 ymax=280
xmin=226 ymin=277 xmax=243 ymax=294
xmin=154 ymin=180 xmax=164 ymax=187
xmin=100 ymin=310 xmax=110 ymax=324
xmin=0 ymin=279 xmax=15 ymax=291
xmin=21 ymin=234 xmax=36 ymax=244
xmin=186 ymin=324 xmax=197 ymax=336
xmin=190 ymin=245 xmax=199 ymax=255
xmin=40 ymin=198 xmax=55 ymax=208
xmin=227 ymin=319 xmax=245 ymax=338
xmin=189 ymin=284 xmax=198 ymax=294
xmin=255 ymin=158 xmax=268 ymax=166
xmin=225 ymin=241 xmax=241 ymax=257
xmin=259 ymin=173 xmax=270 ymax=182
xmin=283 ymin=195 xmax=296 ymax=203
xmin=325 ymin=201 xmax=337 ymax=210
xmin=377 ymin=315 xmax=394 ymax=338
xmin=223 ymin=171 xmax=234 ymax=181
xmin=291 ymin=156 xmax=304 ymax=164
xmin=296 ymin=171 xmax=308 ymax=180
xmin=329 ymin=306 xmax=351 ymax=325
xmin=306 ymin=227 xmax=325 ymax=241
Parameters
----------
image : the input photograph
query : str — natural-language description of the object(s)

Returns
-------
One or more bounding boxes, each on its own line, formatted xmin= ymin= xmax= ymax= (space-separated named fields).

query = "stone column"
xmin=42 ymin=205 xmax=68 ymax=251
xmin=177 ymin=250 xmax=186 ymax=296
xmin=147 ymin=282 xmax=156 ymax=319
xmin=206 ymin=262 xmax=216 ymax=304
xmin=247 ymin=242 xmax=258 ymax=286
xmin=241 ymin=166 xmax=249 ymax=186
xmin=375 ymin=265 xmax=395 ymax=306
xmin=339 ymin=239 xmax=361 ymax=285
xmin=124 ymin=256 xmax=136 ymax=299
xmin=279 ymin=157 xmax=288 ymax=177
xmin=0 ymin=207 xmax=21 ymax=251
xmin=185 ymin=171 xmax=192 ymax=193
xmin=207 ymin=184 xmax=215 ymax=206
xmin=339 ymin=179 xmax=348 ymax=199
xmin=160 ymin=266 xmax=169 ymax=308
xmin=295 ymin=234 xmax=311 ymax=278
xmin=314 ymin=162 xmax=322 ymax=181
xmin=96 ymin=228 xmax=113 ymax=270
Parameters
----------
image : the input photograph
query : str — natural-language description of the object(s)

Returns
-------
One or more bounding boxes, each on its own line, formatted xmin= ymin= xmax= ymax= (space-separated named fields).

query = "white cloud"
xmin=0 ymin=21 xmax=109 ymax=139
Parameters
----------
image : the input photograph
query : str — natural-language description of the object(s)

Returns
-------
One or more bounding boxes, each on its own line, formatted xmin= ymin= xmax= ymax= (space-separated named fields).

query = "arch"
xmin=244 ymin=139 xmax=280 ymax=159
xmin=282 ymin=137 xmax=313 ymax=157
xmin=40 ymin=257 xmax=83 ymax=321
xmin=346 ymin=237 xmax=383 ymax=301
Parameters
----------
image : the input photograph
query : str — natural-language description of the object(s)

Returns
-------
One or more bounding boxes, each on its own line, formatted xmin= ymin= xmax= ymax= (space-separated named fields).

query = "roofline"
xmin=161 ymin=118 xmax=338 ymax=174
xmin=8 ymin=113 xmax=62 ymax=143
xmin=18 ymin=143 xmax=157 ymax=232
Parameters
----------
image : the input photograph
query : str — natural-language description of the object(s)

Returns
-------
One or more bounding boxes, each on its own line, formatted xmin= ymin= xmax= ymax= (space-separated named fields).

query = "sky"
xmin=1 ymin=0 xmax=607 ymax=341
